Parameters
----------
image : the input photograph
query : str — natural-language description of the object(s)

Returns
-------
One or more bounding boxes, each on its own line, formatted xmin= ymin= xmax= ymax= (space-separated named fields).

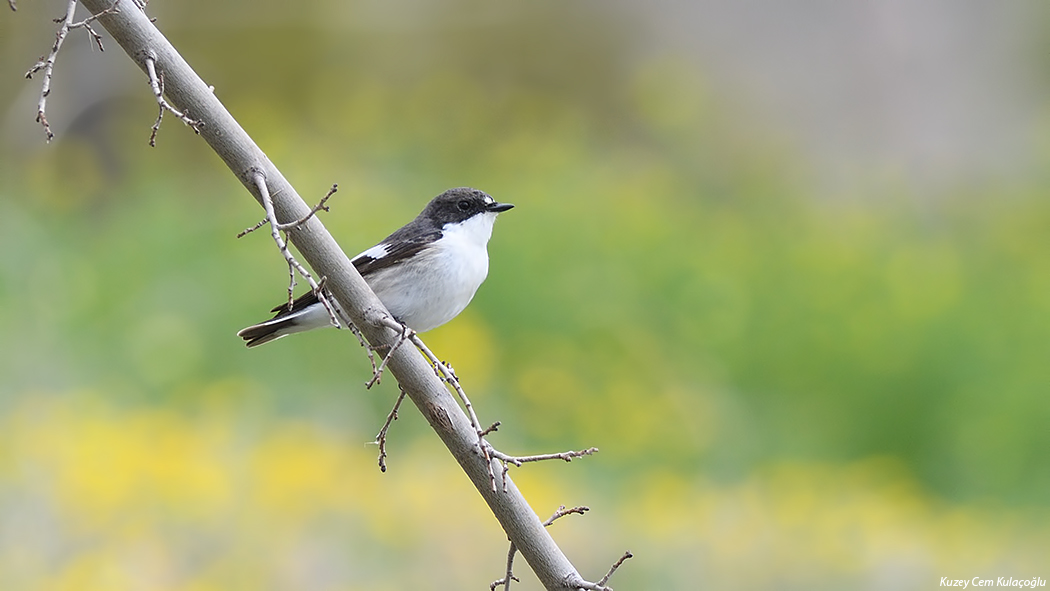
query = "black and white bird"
xmin=237 ymin=187 xmax=514 ymax=347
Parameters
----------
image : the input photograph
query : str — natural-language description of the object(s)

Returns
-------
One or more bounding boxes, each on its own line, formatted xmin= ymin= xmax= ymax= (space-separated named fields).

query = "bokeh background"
xmin=2 ymin=1 xmax=1049 ymax=589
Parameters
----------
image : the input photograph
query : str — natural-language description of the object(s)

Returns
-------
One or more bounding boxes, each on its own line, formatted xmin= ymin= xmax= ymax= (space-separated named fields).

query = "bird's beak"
xmin=487 ymin=201 xmax=514 ymax=213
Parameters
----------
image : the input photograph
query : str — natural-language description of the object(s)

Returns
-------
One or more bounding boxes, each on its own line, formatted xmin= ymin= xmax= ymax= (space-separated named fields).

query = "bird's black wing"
xmin=267 ymin=289 xmax=320 ymax=315
xmin=263 ymin=229 xmax=440 ymax=316
xmin=352 ymin=230 xmax=441 ymax=277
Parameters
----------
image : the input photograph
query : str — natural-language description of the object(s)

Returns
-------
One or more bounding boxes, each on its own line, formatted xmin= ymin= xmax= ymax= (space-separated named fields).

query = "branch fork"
xmin=25 ymin=0 xmax=118 ymax=142
xmin=365 ymin=317 xmax=415 ymax=389
xmin=239 ymin=173 xmax=341 ymax=328
xmin=145 ymin=55 xmax=202 ymax=145
xmin=28 ymin=2 xmax=629 ymax=588
xmin=487 ymin=446 xmax=599 ymax=493
xmin=370 ymin=314 xmax=600 ymax=497
xmin=492 ymin=506 xmax=631 ymax=591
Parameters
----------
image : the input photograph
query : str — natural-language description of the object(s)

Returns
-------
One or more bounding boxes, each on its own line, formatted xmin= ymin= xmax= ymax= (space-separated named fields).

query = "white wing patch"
xmin=354 ymin=243 xmax=389 ymax=263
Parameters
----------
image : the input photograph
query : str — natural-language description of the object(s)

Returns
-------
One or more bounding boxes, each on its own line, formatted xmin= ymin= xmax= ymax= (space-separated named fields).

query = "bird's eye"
xmin=457 ymin=200 xmax=473 ymax=212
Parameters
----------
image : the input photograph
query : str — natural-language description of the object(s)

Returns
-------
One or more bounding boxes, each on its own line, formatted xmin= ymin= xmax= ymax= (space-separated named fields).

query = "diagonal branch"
xmin=71 ymin=2 xmax=617 ymax=589
xmin=491 ymin=506 xmax=593 ymax=591
xmin=237 ymin=182 xmax=340 ymax=322
xmin=241 ymin=171 xmax=340 ymax=328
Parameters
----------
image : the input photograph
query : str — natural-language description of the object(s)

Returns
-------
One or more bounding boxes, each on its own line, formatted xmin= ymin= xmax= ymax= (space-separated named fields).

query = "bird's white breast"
xmin=366 ymin=212 xmax=497 ymax=332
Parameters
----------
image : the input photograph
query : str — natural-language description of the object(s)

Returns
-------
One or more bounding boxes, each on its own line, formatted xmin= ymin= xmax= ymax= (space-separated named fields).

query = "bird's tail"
xmin=237 ymin=298 xmax=334 ymax=347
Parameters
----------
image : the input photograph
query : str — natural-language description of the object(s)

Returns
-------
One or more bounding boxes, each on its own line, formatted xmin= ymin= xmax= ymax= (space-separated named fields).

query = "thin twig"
xmin=543 ymin=505 xmax=590 ymax=526
xmin=236 ymin=217 xmax=268 ymax=239
xmin=25 ymin=0 xmax=116 ymax=142
xmin=239 ymin=184 xmax=336 ymax=236
xmin=249 ymin=171 xmax=340 ymax=328
xmin=79 ymin=13 xmax=110 ymax=51
xmin=492 ymin=506 xmax=591 ymax=590
xmin=374 ymin=386 xmax=407 ymax=472
xmin=396 ymin=321 xmax=596 ymax=493
xmin=365 ymin=321 xmax=414 ymax=389
xmin=487 ymin=446 xmax=599 ymax=493
xmin=401 ymin=328 xmax=482 ymax=428
xmin=369 ymin=317 xmax=499 ymax=489
xmin=65 ymin=2 xmax=624 ymax=586
xmin=422 ymin=348 xmax=481 ymax=434
xmin=405 ymin=330 xmax=501 ymax=491
xmin=254 ymin=183 xmax=337 ymax=308
xmin=145 ymin=56 xmax=202 ymax=146
xmin=276 ymin=184 xmax=336 ymax=231
xmin=238 ymin=182 xmax=337 ymax=315
xmin=596 ymin=551 xmax=633 ymax=588
xmin=254 ymin=173 xmax=314 ymax=285
xmin=491 ymin=447 xmax=599 ymax=468
xmin=493 ymin=543 xmax=519 ymax=591
xmin=348 ymin=321 xmax=378 ymax=376
xmin=283 ymin=261 xmax=297 ymax=308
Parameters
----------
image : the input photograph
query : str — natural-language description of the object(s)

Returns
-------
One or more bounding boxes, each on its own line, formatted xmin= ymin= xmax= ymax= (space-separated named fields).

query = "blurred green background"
xmin=1 ymin=1 xmax=1048 ymax=589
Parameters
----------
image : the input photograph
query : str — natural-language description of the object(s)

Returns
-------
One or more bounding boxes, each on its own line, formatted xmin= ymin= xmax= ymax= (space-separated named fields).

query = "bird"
xmin=237 ymin=187 xmax=514 ymax=347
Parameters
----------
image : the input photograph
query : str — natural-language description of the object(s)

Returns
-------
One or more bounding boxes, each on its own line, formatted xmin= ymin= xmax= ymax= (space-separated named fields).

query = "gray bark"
xmin=75 ymin=0 xmax=590 ymax=588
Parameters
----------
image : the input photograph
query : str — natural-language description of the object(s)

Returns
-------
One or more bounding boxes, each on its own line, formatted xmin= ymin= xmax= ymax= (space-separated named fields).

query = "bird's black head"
xmin=422 ymin=187 xmax=514 ymax=227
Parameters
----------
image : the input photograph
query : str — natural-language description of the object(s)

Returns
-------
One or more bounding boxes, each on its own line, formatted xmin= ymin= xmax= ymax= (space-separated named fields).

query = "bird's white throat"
xmin=443 ymin=210 xmax=498 ymax=248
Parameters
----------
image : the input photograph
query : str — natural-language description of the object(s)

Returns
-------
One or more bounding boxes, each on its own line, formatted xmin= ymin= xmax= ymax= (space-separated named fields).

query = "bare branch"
xmin=236 ymin=217 xmax=268 ymax=239
xmin=491 ymin=447 xmax=599 ymax=469
xmin=569 ymin=579 xmax=609 ymax=591
xmin=401 ymin=322 xmax=598 ymax=494
xmin=493 ymin=543 xmax=520 ymax=591
xmin=71 ymin=3 xmax=618 ymax=588
xmin=234 ymin=228 xmax=368 ymax=373
xmin=403 ymin=330 xmax=503 ymax=490
xmin=238 ymin=184 xmax=336 ymax=237
xmin=543 ymin=505 xmax=590 ymax=526
xmin=253 ymin=172 xmax=314 ymax=287
xmin=348 ymin=321 xmax=378 ymax=376
xmin=276 ymin=183 xmax=337 ymax=231
xmin=365 ymin=320 xmax=414 ymax=389
xmin=237 ymin=181 xmax=342 ymax=331
xmin=596 ymin=552 xmax=633 ymax=588
xmin=557 ymin=551 xmax=633 ymax=591
xmin=24 ymin=0 xmax=116 ymax=142
xmin=249 ymin=171 xmax=341 ymax=327
xmin=374 ymin=386 xmax=407 ymax=472
xmin=483 ymin=443 xmax=598 ymax=493
xmin=145 ymin=56 xmax=202 ymax=146
xmin=368 ymin=315 xmax=472 ymax=416
xmin=493 ymin=506 xmax=592 ymax=590
xmin=411 ymin=336 xmax=482 ymax=433
xmin=558 ymin=551 xmax=634 ymax=591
